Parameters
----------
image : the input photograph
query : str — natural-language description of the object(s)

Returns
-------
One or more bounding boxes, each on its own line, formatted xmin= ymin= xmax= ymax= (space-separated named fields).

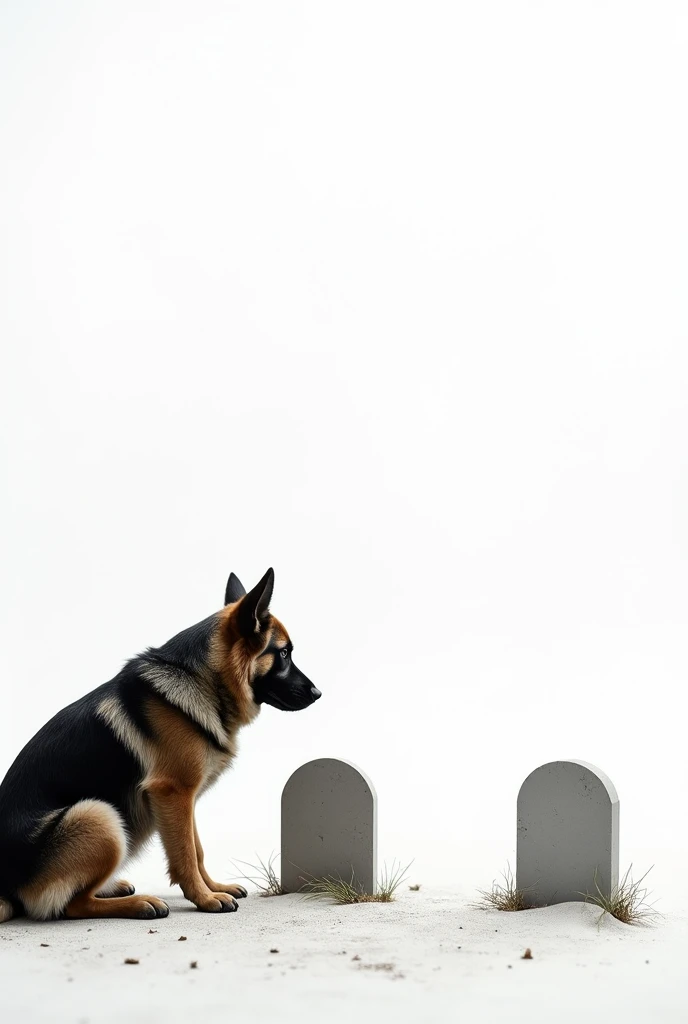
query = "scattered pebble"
xmin=124 ymin=958 xmax=139 ymax=965
xmin=148 ymin=930 xmax=157 ymax=935
xmin=190 ymin=961 xmax=198 ymax=969
xmin=178 ymin=936 xmax=187 ymax=942
xmin=522 ymin=948 xmax=533 ymax=960
xmin=270 ymin=948 xmax=279 ymax=954
xmin=352 ymin=954 xmax=361 ymax=961
xmin=409 ymin=884 xmax=421 ymax=891
xmin=507 ymin=965 xmax=512 ymax=969
xmin=40 ymin=943 xmax=49 ymax=948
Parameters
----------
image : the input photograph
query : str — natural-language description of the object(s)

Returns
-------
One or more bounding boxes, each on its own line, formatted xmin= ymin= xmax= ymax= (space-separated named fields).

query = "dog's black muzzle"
xmin=253 ymin=662 xmax=321 ymax=712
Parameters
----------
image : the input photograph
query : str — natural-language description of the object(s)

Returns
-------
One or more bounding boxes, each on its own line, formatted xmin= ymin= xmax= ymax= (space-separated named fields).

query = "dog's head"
xmin=221 ymin=568 xmax=321 ymax=713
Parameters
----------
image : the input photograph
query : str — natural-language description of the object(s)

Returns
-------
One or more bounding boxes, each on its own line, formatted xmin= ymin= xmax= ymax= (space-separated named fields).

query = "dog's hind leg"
xmin=0 ymin=898 xmax=14 ymax=923
xmin=18 ymin=800 xmax=168 ymax=921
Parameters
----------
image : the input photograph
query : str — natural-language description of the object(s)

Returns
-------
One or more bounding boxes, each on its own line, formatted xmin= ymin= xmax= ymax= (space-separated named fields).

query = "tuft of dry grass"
xmin=579 ymin=865 xmax=659 ymax=925
xmin=474 ymin=864 xmax=535 ymax=912
xmin=300 ymin=860 xmax=412 ymax=905
xmin=230 ymin=852 xmax=284 ymax=897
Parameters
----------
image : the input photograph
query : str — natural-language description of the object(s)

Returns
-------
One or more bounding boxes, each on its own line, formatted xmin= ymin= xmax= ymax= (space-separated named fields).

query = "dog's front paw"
xmin=195 ymin=892 xmax=239 ymax=913
xmin=206 ymin=882 xmax=248 ymax=899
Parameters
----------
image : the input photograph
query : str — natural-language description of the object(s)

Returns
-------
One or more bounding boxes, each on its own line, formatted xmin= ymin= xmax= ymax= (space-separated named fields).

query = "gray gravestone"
xmin=281 ymin=758 xmax=377 ymax=894
xmin=517 ymin=759 xmax=619 ymax=906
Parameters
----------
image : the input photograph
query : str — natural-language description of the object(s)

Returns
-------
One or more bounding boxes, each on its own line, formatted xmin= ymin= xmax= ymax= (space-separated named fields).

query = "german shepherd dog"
xmin=0 ymin=568 xmax=320 ymax=923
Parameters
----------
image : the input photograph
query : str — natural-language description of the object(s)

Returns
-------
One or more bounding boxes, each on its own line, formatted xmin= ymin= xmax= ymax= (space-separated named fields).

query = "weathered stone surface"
xmin=281 ymin=758 xmax=377 ymax=894
xmin=517 ymin=759 xmax=619 ymax=905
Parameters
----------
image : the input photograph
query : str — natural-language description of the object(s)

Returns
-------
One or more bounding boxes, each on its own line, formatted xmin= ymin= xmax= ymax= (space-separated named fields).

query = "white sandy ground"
xmin=1 ymin=889 xmax=687 ymax=1024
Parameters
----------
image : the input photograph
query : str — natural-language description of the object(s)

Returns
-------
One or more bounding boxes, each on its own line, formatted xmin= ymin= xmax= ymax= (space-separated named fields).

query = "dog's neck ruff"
xmin=139 ymin=661 xmax=230 ymax=749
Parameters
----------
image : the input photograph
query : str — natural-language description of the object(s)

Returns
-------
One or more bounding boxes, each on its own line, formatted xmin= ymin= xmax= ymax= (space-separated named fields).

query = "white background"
xmin=1 ymin=1 xmax=686 ymax=899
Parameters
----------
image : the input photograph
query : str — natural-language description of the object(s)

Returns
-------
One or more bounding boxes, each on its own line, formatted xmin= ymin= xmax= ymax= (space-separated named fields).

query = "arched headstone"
xmin=517 ymin=759 xmax=619 ymax=906
xmin=281 ymin=758 xmax=377 ymax=894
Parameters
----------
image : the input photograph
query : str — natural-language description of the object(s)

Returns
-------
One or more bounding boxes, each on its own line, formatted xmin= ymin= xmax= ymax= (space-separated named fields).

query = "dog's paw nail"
xmin=196 ymin=893 xmax=238 ymax=913
xmin=136 ymin=903 xmax=159 ymax=920
xmin=223 ymin=885 xmax=247 ymax=898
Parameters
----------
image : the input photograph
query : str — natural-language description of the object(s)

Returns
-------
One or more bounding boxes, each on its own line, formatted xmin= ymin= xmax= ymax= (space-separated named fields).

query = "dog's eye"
xmin=280 ymin=648 xmax=289 ymax=659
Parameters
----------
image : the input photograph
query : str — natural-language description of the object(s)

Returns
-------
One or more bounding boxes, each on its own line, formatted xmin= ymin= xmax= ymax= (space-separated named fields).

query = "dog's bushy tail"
xmin=0 ymin=897 xmax=15 ymax=923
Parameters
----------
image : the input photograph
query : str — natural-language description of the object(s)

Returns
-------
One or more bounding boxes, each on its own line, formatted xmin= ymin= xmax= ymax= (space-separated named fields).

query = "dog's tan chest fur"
xmin=96 ymin=690 xmax=243 ymax=852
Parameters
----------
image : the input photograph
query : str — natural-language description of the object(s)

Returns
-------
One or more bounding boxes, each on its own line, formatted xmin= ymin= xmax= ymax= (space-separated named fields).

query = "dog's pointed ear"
xmin=237 ymin=568 xmax=275 ymax=635
xmin=224 ymin=572 xmax=247 ymax=606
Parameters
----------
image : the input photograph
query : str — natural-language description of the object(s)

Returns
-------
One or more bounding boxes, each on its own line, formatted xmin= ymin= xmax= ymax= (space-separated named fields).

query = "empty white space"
xmin=1 ymin=1 xmax=686 ymax=894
